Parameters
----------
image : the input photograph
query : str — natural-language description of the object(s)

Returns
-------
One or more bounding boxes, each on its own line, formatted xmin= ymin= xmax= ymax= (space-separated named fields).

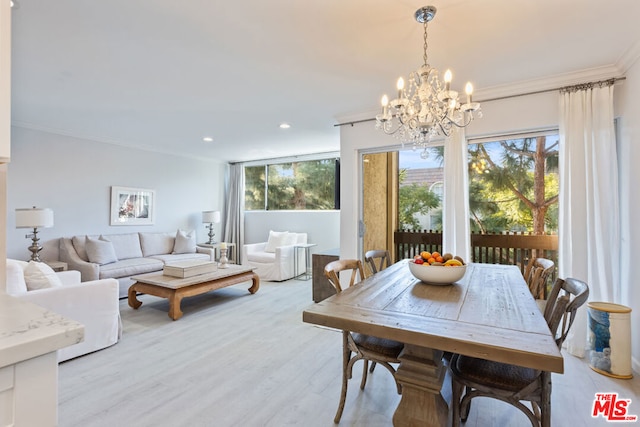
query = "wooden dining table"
xmin=302 ymin=259 xmax=563 ymax=427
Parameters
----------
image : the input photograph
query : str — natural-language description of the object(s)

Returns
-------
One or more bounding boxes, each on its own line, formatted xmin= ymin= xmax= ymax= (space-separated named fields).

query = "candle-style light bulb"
xmin=396 ymin=77 xmax=405 ymax=99
xmin=444 ymin=70 xmax=452 ymax=91
xmin=465 ymin=82 xmax=473 ymax=104
xmin=381 ymin=95 xmax=389 ymax=116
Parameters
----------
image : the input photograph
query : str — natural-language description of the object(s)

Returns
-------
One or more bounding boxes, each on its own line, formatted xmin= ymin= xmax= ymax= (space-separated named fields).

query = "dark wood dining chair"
xmin=324 ymin=259 xmax=403 ymax=423
xmin=450 ymin=277 xmax=589 ymax=427
xmin=524 ymin=257 xmax=555 ymax=300
xmin=364 ymin=249 xmax=392 ymax=276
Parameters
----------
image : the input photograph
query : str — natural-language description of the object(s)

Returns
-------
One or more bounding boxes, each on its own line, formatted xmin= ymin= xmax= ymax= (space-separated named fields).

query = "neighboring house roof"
xmin=402 ymin=168 xmax=444 ymax=187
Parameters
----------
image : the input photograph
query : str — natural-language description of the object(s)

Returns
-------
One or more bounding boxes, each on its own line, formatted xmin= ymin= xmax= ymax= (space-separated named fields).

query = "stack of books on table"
xmin=163 ymin=260 xmax=217 ymax=278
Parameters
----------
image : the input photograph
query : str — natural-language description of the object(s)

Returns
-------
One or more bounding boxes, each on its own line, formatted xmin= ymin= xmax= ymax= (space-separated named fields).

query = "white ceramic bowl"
xmin=408 ymin=260 xmax=467 ymax=285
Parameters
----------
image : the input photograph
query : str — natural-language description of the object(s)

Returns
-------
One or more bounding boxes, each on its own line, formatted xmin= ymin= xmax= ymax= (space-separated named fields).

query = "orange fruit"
xmin=436 ymin=256 xmax=444 ymax=263
xmin=432 ymin=251 xmax=441 ymax=259
xmin=420 ymin=251 xmax=431 ymax=260
xmin=427 ymin=257 xmax=436 ymax=264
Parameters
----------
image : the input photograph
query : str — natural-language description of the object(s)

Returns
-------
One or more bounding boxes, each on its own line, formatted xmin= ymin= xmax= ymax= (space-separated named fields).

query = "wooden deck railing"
xmin=394 ymin=230 xmax=558 ymax=277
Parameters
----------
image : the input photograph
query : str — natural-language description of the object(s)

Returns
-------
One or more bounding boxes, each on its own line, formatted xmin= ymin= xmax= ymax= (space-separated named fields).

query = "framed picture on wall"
xmin=110 ymin=186 xmax=155 ymax=226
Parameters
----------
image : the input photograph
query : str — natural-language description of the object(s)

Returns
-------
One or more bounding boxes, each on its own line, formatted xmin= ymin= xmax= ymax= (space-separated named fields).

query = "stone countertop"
xmin=0 ymin=293 xmax=84 ymax=368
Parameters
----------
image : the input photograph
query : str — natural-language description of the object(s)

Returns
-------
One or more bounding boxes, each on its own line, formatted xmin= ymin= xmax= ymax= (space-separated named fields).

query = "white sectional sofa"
xmin=59 ymin=231 xmax=214 ymax=298
xmin=243 ymin=231 xmax=307 ymax=281
xmin=6 ymin=259 xmax=121 ymax=362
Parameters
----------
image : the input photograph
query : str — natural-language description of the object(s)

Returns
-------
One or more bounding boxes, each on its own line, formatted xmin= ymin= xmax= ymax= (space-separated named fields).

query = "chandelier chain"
xmin=423 ymin=20 xmax=429 ymax=66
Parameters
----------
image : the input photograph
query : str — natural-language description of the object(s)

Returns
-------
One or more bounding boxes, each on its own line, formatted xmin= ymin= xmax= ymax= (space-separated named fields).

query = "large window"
xmin=396 ymin=132 xmax=559 ymax=233
xmin=245 ymin=158 xmax=340 ymax=211
xmin=468 ymin=134 xmax=559 ymax=234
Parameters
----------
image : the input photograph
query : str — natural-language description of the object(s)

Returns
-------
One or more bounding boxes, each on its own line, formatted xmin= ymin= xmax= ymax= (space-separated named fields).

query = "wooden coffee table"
xmin=128 ymin=265 xmax=259 ymax=320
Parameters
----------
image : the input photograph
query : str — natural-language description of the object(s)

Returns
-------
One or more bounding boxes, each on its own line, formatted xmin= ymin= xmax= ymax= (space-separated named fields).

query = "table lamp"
xmin=202 ymin=210 xmax=221 ymax=244
xmin=16 ymin=206 xmax=54 ymax=261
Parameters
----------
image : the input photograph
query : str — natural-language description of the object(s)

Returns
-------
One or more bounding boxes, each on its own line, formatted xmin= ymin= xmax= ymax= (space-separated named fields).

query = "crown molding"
xmin=11 ymin=121 xmax=224 ymax=163
xmin=334 ymin=108 xmax=379 ymax=126
xmin=617 ymin=39 xmax=640 ymax=74
xmin=473 ymin=65 xmax=622 ymax=102
xmin=337 ymin=66 xmax=625 ymax=125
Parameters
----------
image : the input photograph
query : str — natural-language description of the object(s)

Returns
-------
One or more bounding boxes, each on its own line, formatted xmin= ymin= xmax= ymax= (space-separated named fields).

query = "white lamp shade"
xmin=16 ymin=207 xmax=54 ymax=228
xmin=202 ymin=210 xmax=221 ymax=224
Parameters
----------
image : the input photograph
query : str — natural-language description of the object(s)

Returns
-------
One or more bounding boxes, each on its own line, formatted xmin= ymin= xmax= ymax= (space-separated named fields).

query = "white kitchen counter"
xmin=0 ymin=292 xmax=84 ymax=426
xmin=0 ymin=293 xmax=84 ymax=367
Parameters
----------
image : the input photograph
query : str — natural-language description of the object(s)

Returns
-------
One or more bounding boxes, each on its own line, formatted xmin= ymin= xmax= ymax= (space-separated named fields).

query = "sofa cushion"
xmin=140 ymin=232 xmax=175 ymax=257
xmin=293 ymin=232 xmax=307 ymax=244
xmin=264 ymin=230 xmax=289 ymax=253
xmin=284 ymin=232 xmax=299 ymax=246
xmin=246 ymin=251 xmax=276 ymax=263
xmin=98 ymin=258 xmax=165 ymax=280
xmin=149 ymin=253 xmax=210 ymax=264
xmin=86 ymin=236 xmax=119 ymax=265
xmin=104 ymin=233 xmax=143 ymax=260
xmin=24 ymin=261 xmax=63 ymax=290
xmin=72 ymin=235 xmax=90 ymax=261
xmin=172 ymin=229 xmax=196 ymax=254
xmin=6 ymin=259 xmax=28 ymax=295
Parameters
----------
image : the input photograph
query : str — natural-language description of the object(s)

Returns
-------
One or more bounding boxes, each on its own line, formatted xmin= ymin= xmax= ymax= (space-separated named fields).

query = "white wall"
xmin=7 ymin=127 xmax=226 ymax=261
xmin=244 ymin=210 xmax=340 ymax=254
xmin=340 ymin=87 xmax=640 ymax=371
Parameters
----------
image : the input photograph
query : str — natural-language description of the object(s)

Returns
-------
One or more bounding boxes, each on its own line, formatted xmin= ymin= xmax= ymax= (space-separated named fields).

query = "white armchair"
xmin=243 ymin=231 xmax=307 ymax=281
xmin=6 ymin=259 xmax=121 ymax=362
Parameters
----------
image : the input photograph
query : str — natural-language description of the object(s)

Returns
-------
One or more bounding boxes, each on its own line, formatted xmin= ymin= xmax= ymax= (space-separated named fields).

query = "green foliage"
xmin=468 ymin=137 xmax=559 ymax=233
xmin=245 ymin=166 xmax=266 ymax=210
xmin=245 ymin=159 xmax=337 ymax=211
xmin=398 ymin=168 xmax=440 ymax=230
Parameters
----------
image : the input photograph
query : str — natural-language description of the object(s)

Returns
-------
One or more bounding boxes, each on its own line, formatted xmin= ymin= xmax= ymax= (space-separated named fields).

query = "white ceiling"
xmin=10 ymin=0 xmax=640 ymax=163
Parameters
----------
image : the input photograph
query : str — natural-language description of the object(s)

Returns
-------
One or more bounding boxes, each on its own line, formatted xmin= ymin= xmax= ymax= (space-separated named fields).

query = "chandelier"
xmin=375 ymin=6 xmax=481 ymax=158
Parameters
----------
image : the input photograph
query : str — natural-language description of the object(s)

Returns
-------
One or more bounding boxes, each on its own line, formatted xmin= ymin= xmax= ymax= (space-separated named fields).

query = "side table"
xmin=45 ymin=261 xmax=68 ymax=272
xmin=197 ymin=242 xmax=237 ymax=264
xmin=312 ymin=248 xmax=339 ymax=302
xmin=294 ymin=243 xmax=317 ymax=281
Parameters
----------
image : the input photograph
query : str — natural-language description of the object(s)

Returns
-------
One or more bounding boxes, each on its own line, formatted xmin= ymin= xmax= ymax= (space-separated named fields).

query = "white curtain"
xmin=442 ymin=127 xmax=471 ymax=262
xmin=558 ymin=83 xmax=619 ymax=357
xmin=223 ymin=163 xmax=245 ymax=264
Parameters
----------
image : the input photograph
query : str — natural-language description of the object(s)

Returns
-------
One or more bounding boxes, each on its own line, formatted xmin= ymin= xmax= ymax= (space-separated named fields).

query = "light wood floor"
xmin=59 ymin=279 xmax=639 ymax=427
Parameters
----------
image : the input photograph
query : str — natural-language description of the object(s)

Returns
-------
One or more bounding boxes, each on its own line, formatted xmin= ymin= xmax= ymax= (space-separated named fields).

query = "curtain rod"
xmin=230 ymin=150 xmax=340 ymax=165
xmin=334 ymin=76 xmax=626 ymax=128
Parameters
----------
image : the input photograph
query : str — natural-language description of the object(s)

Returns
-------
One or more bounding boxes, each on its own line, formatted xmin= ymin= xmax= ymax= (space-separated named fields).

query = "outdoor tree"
xmin=469 ymin=136 xmax=559 ymax=234
xmin=398 ymin=168 xmax=441 ymax=230
xmin=245 ymin=166 xmax=266 ymax=210
xmin=245 ymin=160 xmax=337 ymax=210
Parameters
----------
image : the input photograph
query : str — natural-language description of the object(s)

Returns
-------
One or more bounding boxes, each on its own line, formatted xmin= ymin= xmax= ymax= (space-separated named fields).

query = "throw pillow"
xmin=86 ymin=236 xmax=119 ymax=265
xmin=172 ymin=229 xmax=197 ymax=254
xmin=264 ymin=230 xmax=289 ymax=253
xmin=24 ymin=261 xmax=63 ymax=291
xmin=6 ymin=259 xmax=28 ymax=295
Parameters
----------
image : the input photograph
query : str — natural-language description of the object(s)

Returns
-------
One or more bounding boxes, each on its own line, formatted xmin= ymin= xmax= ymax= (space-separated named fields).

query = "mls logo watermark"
xmin=592 ymin=393 xmax=638 ymax=422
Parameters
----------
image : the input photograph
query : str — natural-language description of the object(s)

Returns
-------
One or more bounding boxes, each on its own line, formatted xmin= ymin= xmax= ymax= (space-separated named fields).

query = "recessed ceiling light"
xmin=279 ymin=123 xmax=291 ymax=129
xmin=202 ymin=137 xmax=214 ymax=142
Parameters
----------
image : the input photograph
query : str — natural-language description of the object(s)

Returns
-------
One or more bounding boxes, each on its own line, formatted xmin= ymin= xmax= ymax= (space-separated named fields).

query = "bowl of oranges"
xmin=408 ymin=251 xmax=467 ymax=285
